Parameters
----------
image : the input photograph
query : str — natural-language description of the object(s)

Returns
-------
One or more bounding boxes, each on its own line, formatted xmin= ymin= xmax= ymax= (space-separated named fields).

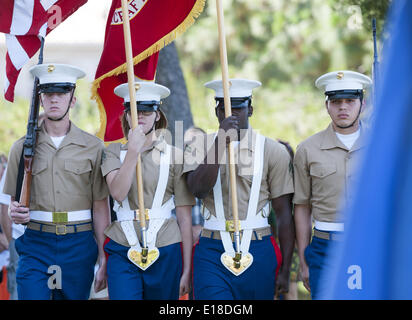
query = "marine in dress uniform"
xmin=4 ymin=64 xmax=110 ymax=300
xmin=293 ymin=70 xmax=372 ymax=299
xmin=184 ymin=79 xmax=295 ymax=300
xmin=101 ymin=82 xmax=195 ymax=300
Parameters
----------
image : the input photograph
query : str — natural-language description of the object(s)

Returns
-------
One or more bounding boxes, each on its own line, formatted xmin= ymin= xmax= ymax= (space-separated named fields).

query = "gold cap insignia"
xmin=47 ymin=65 xmax=55 ymax=73
xmin=337 ymin=72 xmax=344 ymax=80
xmin=135 ymin=83 xmax=141 ymax=91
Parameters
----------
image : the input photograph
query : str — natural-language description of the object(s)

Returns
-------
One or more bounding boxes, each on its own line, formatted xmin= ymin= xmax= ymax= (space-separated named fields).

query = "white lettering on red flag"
xmin=111 ymin=0 xmax=147 ymax=25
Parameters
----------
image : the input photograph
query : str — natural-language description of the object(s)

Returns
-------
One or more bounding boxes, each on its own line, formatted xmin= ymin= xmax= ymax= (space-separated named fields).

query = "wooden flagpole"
xmin=215 ymin=0 xmax=242 ymax=268
xmin=120 ymin=0 xmax=149 ymax=260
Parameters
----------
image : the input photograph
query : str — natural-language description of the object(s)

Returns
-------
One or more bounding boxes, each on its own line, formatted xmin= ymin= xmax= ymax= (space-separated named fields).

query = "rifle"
xmin=372 ymin=18 xmax=379 ymax=107
xmin=18 ymin=37 xmax=45 ymax=207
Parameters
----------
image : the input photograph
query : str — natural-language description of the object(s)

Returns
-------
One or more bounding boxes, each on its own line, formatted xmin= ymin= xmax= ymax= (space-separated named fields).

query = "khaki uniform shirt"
xmin=183 ymin=128 xmax=294 ymax=228
xmin=4 ymin=122 xmax=108 ymax=212
xmin=101 ymin=135 xmax=195 ymax=248
xmin=293 ymin=123 xmax=366 ymax=222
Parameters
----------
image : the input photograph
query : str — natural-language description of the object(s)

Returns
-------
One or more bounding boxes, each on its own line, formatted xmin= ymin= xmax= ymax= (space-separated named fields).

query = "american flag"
xmin=0 ymin=0 xmax=87 ymax=102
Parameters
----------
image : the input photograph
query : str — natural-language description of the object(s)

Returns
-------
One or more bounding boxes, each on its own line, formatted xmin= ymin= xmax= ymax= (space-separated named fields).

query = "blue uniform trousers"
xmin=193 ymin=235 xmax=278 ymax=300
xmin=104 ymin=239 xmax=182 ymax=300
xmin=14 ymin=228 xmax=97 ymax=300
xmin=304 ymin=230 xmax=341 ymax=300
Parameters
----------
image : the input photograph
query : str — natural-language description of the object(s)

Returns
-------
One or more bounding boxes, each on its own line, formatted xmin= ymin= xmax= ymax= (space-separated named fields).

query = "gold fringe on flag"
xmin=91 ymin=0 xmax=206 ymax=144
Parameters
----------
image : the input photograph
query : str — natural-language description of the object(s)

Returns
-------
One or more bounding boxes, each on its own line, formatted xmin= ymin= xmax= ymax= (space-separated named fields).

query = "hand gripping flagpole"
xmin=215 ymin=0 xmax=247 ymax=273
xmin=120 ymin=0 xmax=158 ymax=268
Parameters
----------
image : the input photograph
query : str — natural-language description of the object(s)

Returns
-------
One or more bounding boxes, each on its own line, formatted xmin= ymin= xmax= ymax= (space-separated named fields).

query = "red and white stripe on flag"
xmin=1 ymin=0 xmax=87 ymax=102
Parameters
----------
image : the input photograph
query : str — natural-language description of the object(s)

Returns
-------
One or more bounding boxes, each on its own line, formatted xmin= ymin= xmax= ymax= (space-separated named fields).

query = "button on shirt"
xmin=293 ymin=123 xmax=366 ymax=222
xmin=101 ymin=136 xmax=196 ymax=248
xmin=3 ymin=122 xmax=108 ymax=212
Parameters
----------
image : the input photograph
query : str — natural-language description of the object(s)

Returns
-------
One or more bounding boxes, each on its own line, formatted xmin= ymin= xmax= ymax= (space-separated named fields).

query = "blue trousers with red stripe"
xmin=192 ymin=234 xmax=280 ymax=300
xmin=104 ymin=239 xmax=182 ymax=300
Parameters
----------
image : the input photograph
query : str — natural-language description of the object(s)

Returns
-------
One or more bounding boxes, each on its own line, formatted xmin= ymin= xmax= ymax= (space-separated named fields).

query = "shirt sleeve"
xmin=293 ymin=144 xmax=311 ymax=205
xmin=182 ymin=134 xmax=209 ymax=174
xmin=3 ymin=139 xmax=24 ymax=198
xmin=173 ymin=147 xmax=196 ymax=207
xmin=267 ymin=141 xmax=295 ymax=199
xmin=91 ymin=140 xmax=109 ymax=201
xmin=101 ymin=143 xmax=122 ymax=177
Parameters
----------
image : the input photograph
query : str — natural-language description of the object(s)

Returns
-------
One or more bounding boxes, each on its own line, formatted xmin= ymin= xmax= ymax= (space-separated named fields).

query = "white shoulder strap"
xmin=116 ymin=146 xmax=171 ymax=211
xmin=240 ymin=134 xmax=266 ymax=253
xmin=246 ymin=133 xmax=266 ymax=218
xmin=213 ymin=170 xmax=226 ymax=221
xmin=151 ymin=144 xmax=171 ymax=208
xmin=210 ymin=133 xmax=226 ymax=219
xmin=145 ymin=144 xmax=173 ymax=247
xmin=114 ymin=150 xmax=132 ymax=212
xmin=120 ymin=149 xmax=127 ymax=163
xmin=212 ymin=133 xmax=235 ymax=255
xmin=118 ymin=150 xmax=139 ymax=249
xmin=214 ymin=171 xmax=235 ymax=255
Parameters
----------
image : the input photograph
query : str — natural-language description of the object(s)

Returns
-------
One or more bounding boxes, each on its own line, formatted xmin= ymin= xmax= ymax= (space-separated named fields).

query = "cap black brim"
xmin=123 ymin=101 xmax=160 ymax=112
xmin=325 ymin=89 xmax=363 ymax=100
xmin=38 ymin=83 xmax=75 ymax=93
xmin=215 ymin=97 xmax=251 ymax=108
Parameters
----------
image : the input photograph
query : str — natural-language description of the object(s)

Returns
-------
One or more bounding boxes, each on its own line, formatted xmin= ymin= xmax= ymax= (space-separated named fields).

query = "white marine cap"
xmin=114 ymin=82 xmax=170 ymax=103
xmin=204 ymin=78 xmax=261 ymax=98
xmin=315 ymin=70 xmax=372 ymax=93
xmin=29 ymin=63 xmax=85 ymax=87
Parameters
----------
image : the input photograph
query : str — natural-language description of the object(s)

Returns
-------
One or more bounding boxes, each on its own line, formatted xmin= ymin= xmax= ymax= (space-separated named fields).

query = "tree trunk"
xmin=156 ymin=42 xmax=193 ymax=148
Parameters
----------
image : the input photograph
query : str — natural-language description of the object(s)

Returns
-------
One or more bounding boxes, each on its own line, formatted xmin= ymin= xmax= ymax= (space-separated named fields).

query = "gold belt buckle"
xmin=52 ymin=211 xmax=68 ymax=224
xmin=225 ymin=220 xmax=241 ymax=232
xmin=56 ymin=224 xmax=67 ymax=235
xmin=134 ymin=209 xmax=150 ymax=221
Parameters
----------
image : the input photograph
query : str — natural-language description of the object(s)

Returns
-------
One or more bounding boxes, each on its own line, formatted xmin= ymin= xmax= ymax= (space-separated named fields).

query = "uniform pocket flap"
xmin=32 ymin=158 xmax=48 ymax=175
xmin=310 ymin=164 xmax=337 ymax=178
xmin=236 ymin=165 xmax=253 ymax=183
xmin=64 ymin=159 xmax=92 ymax=175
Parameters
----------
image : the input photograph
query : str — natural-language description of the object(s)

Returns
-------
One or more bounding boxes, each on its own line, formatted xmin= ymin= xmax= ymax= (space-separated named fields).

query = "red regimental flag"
xmin=1 ymin=0 xmax=88 ymax=102
xmin=92 ymin=0 xmax=205 ymax=144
